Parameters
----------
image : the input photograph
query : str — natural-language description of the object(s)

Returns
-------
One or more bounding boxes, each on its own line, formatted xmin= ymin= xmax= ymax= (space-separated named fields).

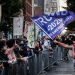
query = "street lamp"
xmin=61 ymin=27 xmax=68 ymax=35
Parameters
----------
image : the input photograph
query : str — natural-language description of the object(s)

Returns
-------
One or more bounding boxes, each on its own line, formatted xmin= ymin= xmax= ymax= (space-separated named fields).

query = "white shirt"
xmin=43 ymin=40 xmax=51 ymax=51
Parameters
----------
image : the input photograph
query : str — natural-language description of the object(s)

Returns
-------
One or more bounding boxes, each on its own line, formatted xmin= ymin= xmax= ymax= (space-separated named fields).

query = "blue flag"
xmin=32 ymin=15 xmax=65 ymax=39
xmin=32 ymin=11 xmax=75 ymax=39
xmin=44 ymin=11 xmax=75 ymax=25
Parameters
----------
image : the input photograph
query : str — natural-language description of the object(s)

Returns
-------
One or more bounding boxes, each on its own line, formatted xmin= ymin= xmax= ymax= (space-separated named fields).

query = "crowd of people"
xmin=0 ymin=36 xmax=33 ymax=75
xmin=54 ymin=34 xmax=75 ymax=68
xmin=0 ymin=35 xmax=56 ymax=75
xmin=0 ymin=34 xmax=75 ymax=75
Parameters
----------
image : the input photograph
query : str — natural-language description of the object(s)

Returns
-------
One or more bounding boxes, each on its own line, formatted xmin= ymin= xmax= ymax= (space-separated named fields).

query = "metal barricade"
xmin=27 ymin=52 xmax=42 ymax=75
xmin=16 ymin=61 xmax=27 ymax=75
xmin=27 ymin=50 xmax=50 ymax=75
xmin=37 ymin=52 xmax=42 ymax=74
xmin=34 ymin=52 xmax=42 ymax=75
xmin=42 ymin=50 xmax=50 ymax=71
xmin=1 ymin=47 xmax=65 ymax=75
xmin=49 ymin=49 xmax=54 ymax=69
xmin=0 ymin=68 xmax=4 ymax=75
xmin=1 ymin=59 xmax=28 ymax=75
xmin=53 ymin=45 xmax=66 ymax=65
xmin=27 ymin=56 xmax=35 ymax=75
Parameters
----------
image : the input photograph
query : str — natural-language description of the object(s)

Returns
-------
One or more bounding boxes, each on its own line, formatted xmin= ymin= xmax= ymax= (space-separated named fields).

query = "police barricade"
xmin=42 ymin=50 xmax=50 ymax=71
xmin=16 ymin=60 xmax=27 ymax=75
xmin=1 ymin=47 xmax=64 ymax=75
xmin=53 ymin=45 xmax=66 ymax=65
xmin=53 ymin=45 xmax=59 ymax=64
xmin=24 ymin=49 xmax=54 ymax=75
xmin=27 ymin=55 xmax=35 ymax=75
xmin=0 ymin=64 xmax=5 ymax=75
xmin=0 ymin=61 xmax=8 ymax=75
xmin=8 ymin=60 xmax=27 ymax=75
xmin=49 ymin=49 xmax=54 ymax=68
xmin=33 ymin=52 xmax=42 ymax=75
xmin=27 ymin=50 xmax=50 ymax=75
xmin=27 ymin=47 xmax=65 ymax=75
xmin=0 ymin=59 xmax=28 ymax=75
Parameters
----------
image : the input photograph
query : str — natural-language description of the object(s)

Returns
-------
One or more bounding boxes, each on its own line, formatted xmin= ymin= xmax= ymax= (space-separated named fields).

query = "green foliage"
xmin=67 ymin=0 xmax=75 ymax=12
xmin=2 ymin=0 xmax=22 ymax=17
xmin=66 ymin=0 xmax=75 ymax=30
xmin=1 ymin=0 xmax=23 ymax=32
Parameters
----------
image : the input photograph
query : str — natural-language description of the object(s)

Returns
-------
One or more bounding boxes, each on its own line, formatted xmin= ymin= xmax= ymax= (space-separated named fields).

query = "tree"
xmin=67 ymin=0 xmax=75 ymax=12
xmin=2 ymin=0 xmax=22 ymax=17
xmin=0 ymin=0 xmax=23 ymax=37
xmin=66 ymin=0 xmax=75 ymax=30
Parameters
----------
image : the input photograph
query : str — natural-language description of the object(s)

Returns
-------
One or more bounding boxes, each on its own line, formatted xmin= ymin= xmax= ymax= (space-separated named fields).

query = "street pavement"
xmin=39 ymin=59 xmax=75 ymax=75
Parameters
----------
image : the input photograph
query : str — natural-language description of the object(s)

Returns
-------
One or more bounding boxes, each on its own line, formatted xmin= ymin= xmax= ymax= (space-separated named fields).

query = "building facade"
xmin=23 ymin=0 xmax=67 ymax=47
xmin=57 ymin=0 xmax=67 ymax=11
xmin=44 ymin=0 xmax=58 ymax=14
xmin=23 ymin=0 xmax=44 ymax=47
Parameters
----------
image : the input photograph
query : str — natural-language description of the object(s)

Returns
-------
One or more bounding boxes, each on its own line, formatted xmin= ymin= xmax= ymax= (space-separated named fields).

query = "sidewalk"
xmin=39 ymin=59 xmax=75 ymax=75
